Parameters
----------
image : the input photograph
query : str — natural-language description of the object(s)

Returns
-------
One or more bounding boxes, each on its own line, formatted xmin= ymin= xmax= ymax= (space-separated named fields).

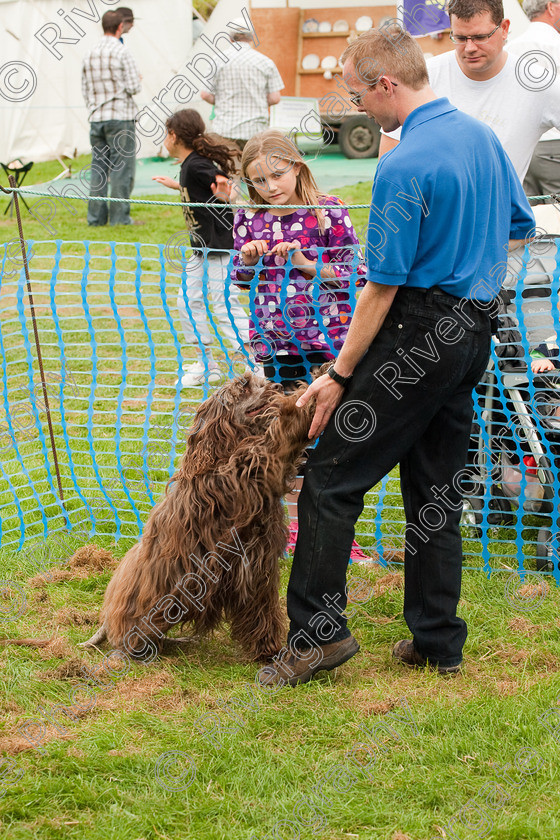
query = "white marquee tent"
xmin=0 ymin=0 xmax=532 ymax=166
xmin=0 ymin=0 xmax=195 ymax=165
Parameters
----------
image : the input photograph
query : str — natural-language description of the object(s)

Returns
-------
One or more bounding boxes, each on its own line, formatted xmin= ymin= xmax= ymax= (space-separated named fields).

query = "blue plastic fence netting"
xmin=0 ymin=237 xmax=559 ymax=581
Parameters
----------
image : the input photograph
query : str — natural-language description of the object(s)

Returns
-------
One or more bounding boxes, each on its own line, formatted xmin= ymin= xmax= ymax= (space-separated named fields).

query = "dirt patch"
xmin=0 ymin=698 xmax=23 ymax=717
xmin=391 ymin=833 xmax=413 ymax=840
xmin=492 ymin=679 xmax=522 ymax=696
xmin=117 ymin=306 xmax=140 ymax=319
xmin=479 ymin=642 xmax=558 ymax=670
xmin=39 ymin=658 xmax=93 ymax=680
xmin=349 ymin=693 xmax=398 ymax=717
xmin=508 ymin=617 xmax=538 ymax=636
xmin=28 ymin=546 xmax=117 ymax=584
xmin=94 ymin=671 xmax=182 ymax=713
xmin=69 ymin=545 xmax=117 ymax=572
xmin=0 ymin=728 xmax=76 ymax=755
xmin=30 ymin=568 xmax=88 ymax=583
xmin=518 ymin=581 xmax=549 ymax=600
xmin=374 ymin=573 xmax=404 ymax=595
xmin=0 ymin=632 xmax=76 ymax=659
xmin=55 ymin=609 xmax=99 ymax=627
xmin=28 ymin=573 xmax=48 ymax=588
xmin=484 ymin=644 xmax=531 ymax=665
xmin=34 ymin=637 xmax=75 ymax=660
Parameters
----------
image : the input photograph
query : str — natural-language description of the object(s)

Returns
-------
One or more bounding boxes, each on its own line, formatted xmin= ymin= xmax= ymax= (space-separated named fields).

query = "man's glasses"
xmin=349 ymin=80 xmax=398 ymax=107
xmin=449 ymin=22 xmax=502 ymax=43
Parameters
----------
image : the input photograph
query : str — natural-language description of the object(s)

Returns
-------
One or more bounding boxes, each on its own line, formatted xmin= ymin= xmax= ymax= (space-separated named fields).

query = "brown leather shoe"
xmin=258 ymin=635 xmax=360 ymax=687
xmin=392 ymin=639 xmax=462 ymax=675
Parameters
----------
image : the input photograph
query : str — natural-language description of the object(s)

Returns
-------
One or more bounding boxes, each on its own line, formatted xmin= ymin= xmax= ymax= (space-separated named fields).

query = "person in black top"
xmin=153 ymin=109 xmax=254 ymax=387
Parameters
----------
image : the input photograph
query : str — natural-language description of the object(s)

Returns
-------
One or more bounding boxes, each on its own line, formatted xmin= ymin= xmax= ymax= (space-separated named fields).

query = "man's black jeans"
xmin=287 ymin=286 xmax=492 ymax=667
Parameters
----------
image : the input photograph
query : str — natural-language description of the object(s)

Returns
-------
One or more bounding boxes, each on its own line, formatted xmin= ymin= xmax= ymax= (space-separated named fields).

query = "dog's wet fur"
xmin=82 ymin=374 xmax=315 ymax=662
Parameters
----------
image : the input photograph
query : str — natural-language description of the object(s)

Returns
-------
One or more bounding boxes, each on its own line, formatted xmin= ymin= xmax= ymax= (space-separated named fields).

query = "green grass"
xmin=0 ymin=154 xmax=180 ymax=247
xmin=0 ymin=554 xmax=559 ymax=840
xmin=0 ymin=159 xmax=559 ymax=840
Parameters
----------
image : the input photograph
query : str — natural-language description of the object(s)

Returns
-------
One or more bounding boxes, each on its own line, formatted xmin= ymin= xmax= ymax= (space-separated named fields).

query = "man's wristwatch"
xmin=327 ymin=365 xmax=352 ymax=387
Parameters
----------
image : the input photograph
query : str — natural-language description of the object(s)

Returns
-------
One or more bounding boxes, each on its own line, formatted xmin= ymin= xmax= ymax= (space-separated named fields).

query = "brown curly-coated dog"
xmin=82 ymin=374 xmax=314 ymax=662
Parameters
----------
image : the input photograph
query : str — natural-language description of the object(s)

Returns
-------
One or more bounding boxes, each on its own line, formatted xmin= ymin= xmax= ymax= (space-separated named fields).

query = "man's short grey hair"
xmin=522 ymin=0 xmax=559 ymax=20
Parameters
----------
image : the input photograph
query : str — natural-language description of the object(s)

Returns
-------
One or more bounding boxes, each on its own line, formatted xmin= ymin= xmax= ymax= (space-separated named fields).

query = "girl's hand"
xmin=211 ymin=175 xmax=232 ymax=203
xmin=531 ymin=357 xmax=555 ymax=373
xmin=269 ymin=240 xmax=301 ymax=260
xmin=269 ymin=240 xmax=318 ymax=275
xmin=152 ymin=175 xmax=180 ymax=191
xmin=240 ymin=240 xmax=269 ymax=266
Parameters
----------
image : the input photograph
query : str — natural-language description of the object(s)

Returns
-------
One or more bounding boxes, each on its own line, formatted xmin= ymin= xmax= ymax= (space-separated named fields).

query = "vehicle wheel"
xmin=536 ymin=526 xmax=556 ymax=572
xmin=487 ymin=494 xmax=515 ymax=526
xmin=461 ymin=497 xmax=483 ymax=539
xmin=338 ymin=116 xmax=380 ymax=158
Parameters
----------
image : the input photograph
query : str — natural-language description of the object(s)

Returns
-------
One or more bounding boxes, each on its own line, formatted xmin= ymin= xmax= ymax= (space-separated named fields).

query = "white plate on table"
xmin=318 ymin=21 xmax=332 ymax=33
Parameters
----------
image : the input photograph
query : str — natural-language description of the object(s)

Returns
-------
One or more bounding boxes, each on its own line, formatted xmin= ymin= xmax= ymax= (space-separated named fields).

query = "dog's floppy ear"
xmin=181 ymin=395 xmax=244 ymax=477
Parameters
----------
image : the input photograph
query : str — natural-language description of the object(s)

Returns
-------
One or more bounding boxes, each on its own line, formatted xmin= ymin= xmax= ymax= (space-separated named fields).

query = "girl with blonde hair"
xmin=232 ymin=130 xmax=366 ymax=557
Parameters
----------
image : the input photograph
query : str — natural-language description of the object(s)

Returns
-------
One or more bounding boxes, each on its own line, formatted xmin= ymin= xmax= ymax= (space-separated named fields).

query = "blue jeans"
xmin=88 ymin=120 xmax=136 ymax=226
xmin=287 ymin=286 xmax=492 ymax=667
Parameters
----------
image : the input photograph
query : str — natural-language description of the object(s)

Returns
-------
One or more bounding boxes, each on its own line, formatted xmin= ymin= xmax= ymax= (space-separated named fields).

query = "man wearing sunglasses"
xmin=379 ymin=0 xmax=560 ymax=185
xmin=258 ymin=26 xmax=534 ymax=688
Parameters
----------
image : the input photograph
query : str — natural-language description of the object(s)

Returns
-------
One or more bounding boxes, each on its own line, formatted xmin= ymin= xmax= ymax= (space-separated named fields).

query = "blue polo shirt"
xmin=366 ymin=98 xmax=535 ymax=301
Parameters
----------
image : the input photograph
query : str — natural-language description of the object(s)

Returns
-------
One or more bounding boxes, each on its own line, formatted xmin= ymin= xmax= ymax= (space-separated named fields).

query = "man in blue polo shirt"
xmin=259 ymin=25 xmax=535 ymax=688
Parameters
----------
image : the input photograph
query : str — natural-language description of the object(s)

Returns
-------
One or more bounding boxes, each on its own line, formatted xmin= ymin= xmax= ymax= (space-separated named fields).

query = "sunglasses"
xmin=349 ymin=79 xmax=399 ymax=107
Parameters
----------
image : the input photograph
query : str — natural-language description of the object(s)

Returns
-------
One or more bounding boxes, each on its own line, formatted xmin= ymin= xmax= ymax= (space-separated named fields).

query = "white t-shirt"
xmin=508 ymin=21 xmax=560 ymax=142
xmin=383 ymin=50 xmax=560 ymax=178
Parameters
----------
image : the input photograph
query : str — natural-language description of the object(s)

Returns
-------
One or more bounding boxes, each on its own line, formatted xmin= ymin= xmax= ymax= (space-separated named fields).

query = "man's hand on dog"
xmin=296 ymin=374 xmax=344 ymax=439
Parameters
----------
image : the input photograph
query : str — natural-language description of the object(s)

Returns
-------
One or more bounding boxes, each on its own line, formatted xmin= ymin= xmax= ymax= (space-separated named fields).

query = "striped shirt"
xmin=207 ymin=43 xmax=284 ymax=140
xmin=81 ymin=35 xmax=141 ymax=122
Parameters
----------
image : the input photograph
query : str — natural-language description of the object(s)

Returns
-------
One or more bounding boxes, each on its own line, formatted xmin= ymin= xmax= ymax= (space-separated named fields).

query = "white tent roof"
xmin=0 ymin=0 xmax=192 ymax=164
xmin=0 ymin=0 xmax=532 ymax=165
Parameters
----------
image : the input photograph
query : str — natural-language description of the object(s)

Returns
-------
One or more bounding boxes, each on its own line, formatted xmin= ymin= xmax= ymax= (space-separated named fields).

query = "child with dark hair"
xmin=153 ymin=109 xmax=254 ymax=387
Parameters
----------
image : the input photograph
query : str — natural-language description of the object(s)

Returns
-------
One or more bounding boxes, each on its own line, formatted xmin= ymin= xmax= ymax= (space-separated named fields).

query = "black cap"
xmin=116 ymin=6 xmax=134 ymax=20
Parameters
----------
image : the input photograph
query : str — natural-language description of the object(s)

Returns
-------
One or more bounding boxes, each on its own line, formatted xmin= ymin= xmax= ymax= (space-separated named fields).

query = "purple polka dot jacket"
xmin=231 ymin=196 xmax=366 ymax=360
